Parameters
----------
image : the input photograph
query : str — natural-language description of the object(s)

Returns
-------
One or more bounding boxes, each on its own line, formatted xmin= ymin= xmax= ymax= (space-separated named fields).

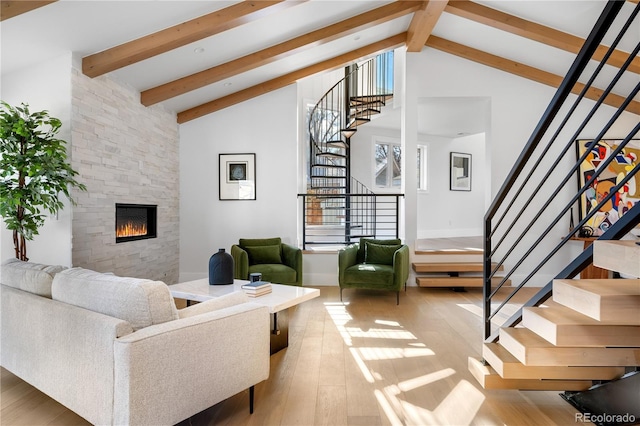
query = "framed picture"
xmin=219 ymin=153 xmax=256 ymax=200
xmin=450 ymin=152 xmax=472 ymax=191
xmin=576 ymin=139 xmax=639 ymax=236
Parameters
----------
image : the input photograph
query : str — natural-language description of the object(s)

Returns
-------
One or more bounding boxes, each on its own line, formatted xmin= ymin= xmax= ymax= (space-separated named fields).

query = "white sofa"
xmin=0 ymin=258 xmax=270 ymax=425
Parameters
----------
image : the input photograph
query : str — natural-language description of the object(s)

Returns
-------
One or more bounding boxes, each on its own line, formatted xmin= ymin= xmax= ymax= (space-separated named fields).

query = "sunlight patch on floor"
xmin=349 ymin=347 xmax=376 ymax=383
xmin=375 ymin=319 xmax=400 ymax=327
xmin=324 ymin=300 xmax=486 ymax=425
xmin=396 ymin=380 xmax=485 ymax=425
xmin=355 ymin=347 xmax=435 ymax=361
xmin=397 ymin=368 xmax=456 ymax=392
xmin=457 ymin=303 xmax=483 ymax=318
xmin=343 ymin=328 xmax=417 ymax=340
xmin=374 ymin=389 xmax=403 ymax=426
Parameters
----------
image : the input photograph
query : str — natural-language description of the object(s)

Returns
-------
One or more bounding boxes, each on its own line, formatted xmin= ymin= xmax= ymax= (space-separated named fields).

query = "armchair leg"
xmin=396 ymin=291 xmax=400 ymax=305
xmin=249 ymin=385 xmax=255 ymax=414
xmin=340 ymin=288 xmax=343 ymax=302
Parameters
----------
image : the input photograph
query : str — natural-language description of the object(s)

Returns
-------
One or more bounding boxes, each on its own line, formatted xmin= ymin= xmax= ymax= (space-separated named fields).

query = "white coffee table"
xmin=170 ymin=279 xmax=319 ymax=354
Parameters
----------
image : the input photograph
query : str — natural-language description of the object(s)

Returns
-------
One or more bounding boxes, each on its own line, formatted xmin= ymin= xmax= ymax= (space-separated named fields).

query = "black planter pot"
xmin=209 ymin=248 xmax=234 ymax=285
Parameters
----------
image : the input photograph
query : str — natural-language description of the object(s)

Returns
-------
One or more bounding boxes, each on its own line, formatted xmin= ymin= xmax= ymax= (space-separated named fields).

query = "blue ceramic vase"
xmin=209 ymin=248 xmax=234 ymax=285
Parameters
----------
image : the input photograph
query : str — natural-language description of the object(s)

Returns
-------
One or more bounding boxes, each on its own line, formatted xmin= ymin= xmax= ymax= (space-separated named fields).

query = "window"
xmin=374 ymin=139 xmax=428 ymax=191
xmin=375 ymin=140 xmax=401 ymax=188
xmin=418 ymin=145 xmax=428 ymax=191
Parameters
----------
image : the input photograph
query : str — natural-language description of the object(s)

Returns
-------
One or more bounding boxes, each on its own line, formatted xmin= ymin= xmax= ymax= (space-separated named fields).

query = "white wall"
xmin=349 ymin=126 xmax=487 ymax=239
xmin=405 ymin=48 xmax=639 ymax=285
xmin=179 ymin=85 xmax=299 ymax=282
xmin=418 ymin=133 xmax=486 ymax=238
xmin=0 ymin=54 xmax=73 ymax=266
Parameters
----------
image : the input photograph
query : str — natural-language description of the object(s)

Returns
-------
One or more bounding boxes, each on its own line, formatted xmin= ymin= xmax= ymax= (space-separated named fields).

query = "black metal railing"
xmin=308 ymin=51 xmax=394 ymax=194
xmin=298 ymin=192 xmax=403 ymax=249
xmin=483 ymin=0 xmax=640 ymax=341
xmin=304 ymin=50 xmax=396 ymax=247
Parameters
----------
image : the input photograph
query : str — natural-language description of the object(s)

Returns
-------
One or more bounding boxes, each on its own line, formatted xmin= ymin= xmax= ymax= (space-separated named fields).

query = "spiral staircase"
xmin=303 ymin=51 xmax=397 ymax=247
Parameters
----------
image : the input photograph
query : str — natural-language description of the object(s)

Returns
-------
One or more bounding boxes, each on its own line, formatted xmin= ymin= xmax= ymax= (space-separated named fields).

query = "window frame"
xmin=373 ymin=136 xmax=401 ymax=189
xmin=418 ymin=144 xmax=428 ymax=192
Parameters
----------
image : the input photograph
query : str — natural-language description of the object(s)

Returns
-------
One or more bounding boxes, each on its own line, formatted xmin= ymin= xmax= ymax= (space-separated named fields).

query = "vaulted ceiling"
xmin=2 ymin=0 xmax=639 ymax=126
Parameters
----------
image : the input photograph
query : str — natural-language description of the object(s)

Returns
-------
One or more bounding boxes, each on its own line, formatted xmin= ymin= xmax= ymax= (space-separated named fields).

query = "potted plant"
xmin=0 ymin=102 xmax=85 ymax=261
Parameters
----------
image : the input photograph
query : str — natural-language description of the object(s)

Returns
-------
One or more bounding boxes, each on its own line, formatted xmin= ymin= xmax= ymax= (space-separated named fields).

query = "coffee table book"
xmin=245 ymin=288 xmax=272 ymax=297
xmin=242 ymin=281 xmax=271 ymax=290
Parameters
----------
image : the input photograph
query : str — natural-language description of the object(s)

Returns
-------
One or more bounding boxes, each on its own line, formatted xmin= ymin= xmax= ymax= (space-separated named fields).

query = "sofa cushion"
xmin=1 ymin=258 xmax=67 ymax=298
xmin=245 ymin=245 xmax=282 ymax=265
xmin=364 ymin=242 xmax=402 ymax=265
xmin=52 ymin=268 xmax=179 ymax=331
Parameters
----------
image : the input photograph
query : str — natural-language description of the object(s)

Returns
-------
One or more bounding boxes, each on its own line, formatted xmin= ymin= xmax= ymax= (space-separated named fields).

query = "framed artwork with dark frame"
xmin=450 ymin=152 xmax=472 ymax=191
xmin=219 ymin=153 xmax=256 ymax=200
xmin=576 ymin=139 xmax=639 ymax=236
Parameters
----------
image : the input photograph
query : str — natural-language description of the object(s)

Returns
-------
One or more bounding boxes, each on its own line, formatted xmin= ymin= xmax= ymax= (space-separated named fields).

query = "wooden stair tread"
xmin=553 ymin=279 xmax=640 ymax=324
xmin=412 ymin=262 xmax=503 ymax=273
xmin=499 ymin=327 xmax=640 ymax=367
xmin=593 ymin=240 xmax=640 ymax=278
xmin=416 ymin=277 xmax=509 ymax=287
xmin=482 ymin=343 xmax=625 ymax=380
xmin=414 ymin=249 xmax=483 ymax=255
xmin=554 ymin=279 xmax=640 ymax=296
xmin=523 ymin=306 xmax=640 ymax=347
xmin=467 ymin=357 xmax=592 ymax=391
xmin=350 ymin=94 xmax=392 ymax=106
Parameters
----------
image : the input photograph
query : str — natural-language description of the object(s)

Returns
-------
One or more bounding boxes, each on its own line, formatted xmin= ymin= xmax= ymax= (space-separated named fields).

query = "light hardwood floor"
xmin=1 ymin=286 xmax=581 ymax=425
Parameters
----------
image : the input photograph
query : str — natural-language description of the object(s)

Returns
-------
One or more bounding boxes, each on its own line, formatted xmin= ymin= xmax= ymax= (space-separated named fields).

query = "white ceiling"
xmin=1 ymin=0 xmax=636 ymax=137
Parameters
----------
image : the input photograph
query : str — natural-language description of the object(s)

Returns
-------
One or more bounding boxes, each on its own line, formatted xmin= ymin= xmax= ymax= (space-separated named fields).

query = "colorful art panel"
xmin=577 ymin=139 xmax=640 ymax=236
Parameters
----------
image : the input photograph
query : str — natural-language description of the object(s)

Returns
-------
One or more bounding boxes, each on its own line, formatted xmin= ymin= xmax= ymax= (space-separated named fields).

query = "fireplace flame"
xmin=116 ymin=221 xmax=148 ymax=238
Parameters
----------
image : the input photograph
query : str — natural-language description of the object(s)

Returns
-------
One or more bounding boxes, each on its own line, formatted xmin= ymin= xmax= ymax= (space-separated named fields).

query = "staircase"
xmin=471 ymin=1 xmax=640 ymax=421
xmin=302 ymin=51 xmax=401 ymax=248
xmin=470 ymin=241 xmax=640 ymax=397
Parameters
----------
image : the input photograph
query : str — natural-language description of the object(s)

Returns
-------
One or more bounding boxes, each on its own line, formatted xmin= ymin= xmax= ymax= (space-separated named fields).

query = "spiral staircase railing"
xmin=302 ymin=51 xmax=397 ymax=248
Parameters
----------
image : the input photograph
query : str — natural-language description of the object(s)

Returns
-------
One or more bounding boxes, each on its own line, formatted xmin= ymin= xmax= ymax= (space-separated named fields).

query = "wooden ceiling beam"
xmin=426 ymin=36 xmax=640 ymax=115
xmin=143 ymin=1 xmax=421 ymax=106
xmin=406 ymin=0 xmax=449 ymax=52
xmin=177 ymin=33 xmax=408 ymax=123
xmin=1 ymin=1 xmax=56 ymax=21
xmin=446 ymin=1 xmax=640 ymax=74
xmin=82 ymin=1 xmax=299 ymax=78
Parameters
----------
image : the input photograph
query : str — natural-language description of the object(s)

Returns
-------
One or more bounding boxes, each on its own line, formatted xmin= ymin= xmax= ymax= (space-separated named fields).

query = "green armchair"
xmin=231 ymin=237 xmax=303 ymax=286
xmin=338 ymin=238 xmax=410 ymax=304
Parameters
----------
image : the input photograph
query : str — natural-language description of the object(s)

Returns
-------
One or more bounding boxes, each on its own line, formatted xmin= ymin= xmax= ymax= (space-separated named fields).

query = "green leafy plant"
xmin=0 ymin=102 xmax=86 ymax=261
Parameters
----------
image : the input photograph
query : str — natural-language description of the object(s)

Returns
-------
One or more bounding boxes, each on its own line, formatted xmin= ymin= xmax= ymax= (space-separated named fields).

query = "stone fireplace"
xmin=71 ymin=69 xmax=179 ymax=283
xmin=115 ymin=203 xmax=157 ymax=243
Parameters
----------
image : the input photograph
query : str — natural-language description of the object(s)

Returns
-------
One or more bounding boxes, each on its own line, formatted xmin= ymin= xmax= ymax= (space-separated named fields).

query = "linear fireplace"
xmin=115 ymin=203 xmax=157 ymax=243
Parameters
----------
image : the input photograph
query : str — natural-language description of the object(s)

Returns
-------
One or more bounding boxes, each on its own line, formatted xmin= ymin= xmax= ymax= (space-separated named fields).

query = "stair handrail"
xmin=485 ymin=0 xmax=626 ymax=223
xmin=308 ymin=51 xmax=394 ymax=177
xmin=483 ymin=0 xmax=639 ymax=341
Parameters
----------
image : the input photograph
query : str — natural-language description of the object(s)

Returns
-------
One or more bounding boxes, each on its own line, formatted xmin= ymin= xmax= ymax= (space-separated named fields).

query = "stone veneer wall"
xmin=70 ymin=68 xmax=180 ymax=283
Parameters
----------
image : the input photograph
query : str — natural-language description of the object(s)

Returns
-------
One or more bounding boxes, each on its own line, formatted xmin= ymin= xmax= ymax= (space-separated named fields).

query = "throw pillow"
xmin=245 ymin=245 xmax=282 ymax=264
xmin=239 ymin=237 xmax=281 ymax=247
xmin=365 ymin=242 xmax=402 ymax=265
xmin=357 ymin=238 xmax=401 ymax=262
